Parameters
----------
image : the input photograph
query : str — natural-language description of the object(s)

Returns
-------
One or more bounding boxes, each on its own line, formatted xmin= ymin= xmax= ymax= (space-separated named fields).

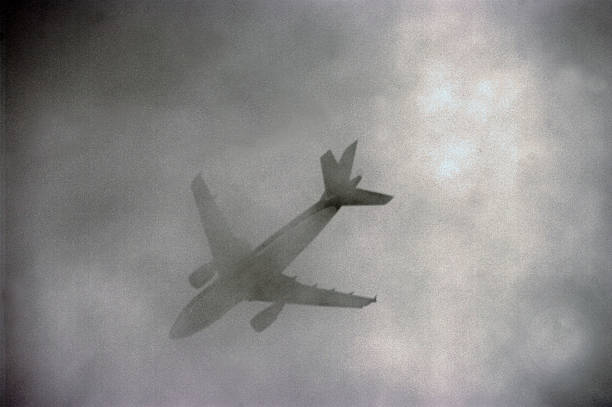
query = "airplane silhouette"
xmin=170 ymin=141 xmax=392 ymax=338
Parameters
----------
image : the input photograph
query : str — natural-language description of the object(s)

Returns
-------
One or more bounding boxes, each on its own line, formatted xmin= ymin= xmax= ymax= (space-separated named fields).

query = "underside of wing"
xmin=249 ymin=274 xmax=375 ymax=308
xmin=191 ymin=174 xmax=251 ymax=265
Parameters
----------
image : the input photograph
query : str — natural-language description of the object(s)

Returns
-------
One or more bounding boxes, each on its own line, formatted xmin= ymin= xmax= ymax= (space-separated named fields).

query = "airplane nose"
xmin=170 ymin=281 xmax=240 ymax=339
xmin=169 ymin=297 xmax=229 ymax=339
xmin=169 ymin=318 xmax=188 ymax=339
xmin=169 ymin=308 xmax=203 ymax=339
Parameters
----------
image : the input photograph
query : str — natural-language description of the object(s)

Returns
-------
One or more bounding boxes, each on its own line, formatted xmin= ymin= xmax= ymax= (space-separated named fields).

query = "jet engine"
xmin=189 ymin=264 xmax=216 ymax=289
xmin=250 ymin=302 xmax=285 ymax=332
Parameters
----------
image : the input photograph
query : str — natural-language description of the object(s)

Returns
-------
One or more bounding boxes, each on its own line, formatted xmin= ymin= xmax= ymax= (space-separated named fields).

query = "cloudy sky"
xmin=5 ymin=0 xmax=612 ymax=406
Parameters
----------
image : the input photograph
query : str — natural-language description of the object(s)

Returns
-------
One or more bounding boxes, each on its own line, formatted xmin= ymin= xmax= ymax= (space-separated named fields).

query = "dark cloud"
xmin=5 ymin=0 xmax=612 ymax=406
xmin=485 ymin=2 xmax=612 ymax=404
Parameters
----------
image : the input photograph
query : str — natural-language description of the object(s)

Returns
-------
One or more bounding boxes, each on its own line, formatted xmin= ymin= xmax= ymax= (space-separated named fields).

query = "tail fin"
xmin=320 ymin=141 xmax=393 ymax=206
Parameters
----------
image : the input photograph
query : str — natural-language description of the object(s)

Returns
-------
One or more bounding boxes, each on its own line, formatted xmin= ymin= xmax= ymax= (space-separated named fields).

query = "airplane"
xmin=170 ymin=141 xmax=392 ymax=338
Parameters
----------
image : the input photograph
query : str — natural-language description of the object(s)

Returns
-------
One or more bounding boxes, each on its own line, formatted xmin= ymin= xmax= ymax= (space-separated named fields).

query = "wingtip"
xmin=363 ymin=295 xmax=377 ymax=307
xmin=169 ymin=325 xmax=183 ymax=340
xmin=191 ymin=172 xmax=204 ymax=187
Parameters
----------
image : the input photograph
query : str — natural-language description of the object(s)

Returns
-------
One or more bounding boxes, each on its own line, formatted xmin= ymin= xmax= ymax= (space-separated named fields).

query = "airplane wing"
xmin=249 ymin=274 xmax=375 ymax=308
xmin=191 ymin=174 xmax=251 ymax=265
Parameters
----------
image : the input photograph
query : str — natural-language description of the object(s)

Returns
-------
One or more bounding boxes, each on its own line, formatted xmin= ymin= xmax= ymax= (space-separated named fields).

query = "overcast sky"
xmin=5 ymin=1 xmax=612 ymax=406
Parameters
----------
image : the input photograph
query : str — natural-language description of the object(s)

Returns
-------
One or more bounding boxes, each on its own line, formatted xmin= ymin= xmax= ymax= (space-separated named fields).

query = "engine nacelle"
xmin=250 ymin=301 xmax=285 ymax=332
xmin=189 ymin=264 xmax=216 ymax=289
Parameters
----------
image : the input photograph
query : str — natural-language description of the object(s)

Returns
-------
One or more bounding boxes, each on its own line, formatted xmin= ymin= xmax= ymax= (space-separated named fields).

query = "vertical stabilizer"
xmin=320 ymin=141 xmax=392 ymax=206
xmin=337 ymin=140 xmax=357 ymax=181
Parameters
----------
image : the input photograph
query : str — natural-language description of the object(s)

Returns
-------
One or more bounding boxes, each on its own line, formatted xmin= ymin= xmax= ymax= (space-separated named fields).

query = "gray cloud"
xmin=5 ymin=0 xmax=611 ymax=406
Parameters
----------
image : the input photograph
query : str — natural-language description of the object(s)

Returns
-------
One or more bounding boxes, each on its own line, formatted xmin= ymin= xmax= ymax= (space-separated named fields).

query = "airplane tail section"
xmin=320 ymin=141 xmax=393 ymax=206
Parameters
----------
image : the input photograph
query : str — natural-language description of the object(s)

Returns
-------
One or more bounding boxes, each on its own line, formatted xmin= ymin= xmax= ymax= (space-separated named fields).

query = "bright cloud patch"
xmin=430 ymin=139 xmax=475 ymax=180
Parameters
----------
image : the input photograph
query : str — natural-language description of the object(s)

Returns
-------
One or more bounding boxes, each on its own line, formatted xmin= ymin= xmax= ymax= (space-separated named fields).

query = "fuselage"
xmin=170 ymin=196 xmax=340 ymax=338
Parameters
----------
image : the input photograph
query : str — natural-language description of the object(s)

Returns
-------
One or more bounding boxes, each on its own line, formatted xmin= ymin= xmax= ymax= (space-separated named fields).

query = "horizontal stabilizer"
xmin=338 ymin=188 xmax=393 ymax=206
